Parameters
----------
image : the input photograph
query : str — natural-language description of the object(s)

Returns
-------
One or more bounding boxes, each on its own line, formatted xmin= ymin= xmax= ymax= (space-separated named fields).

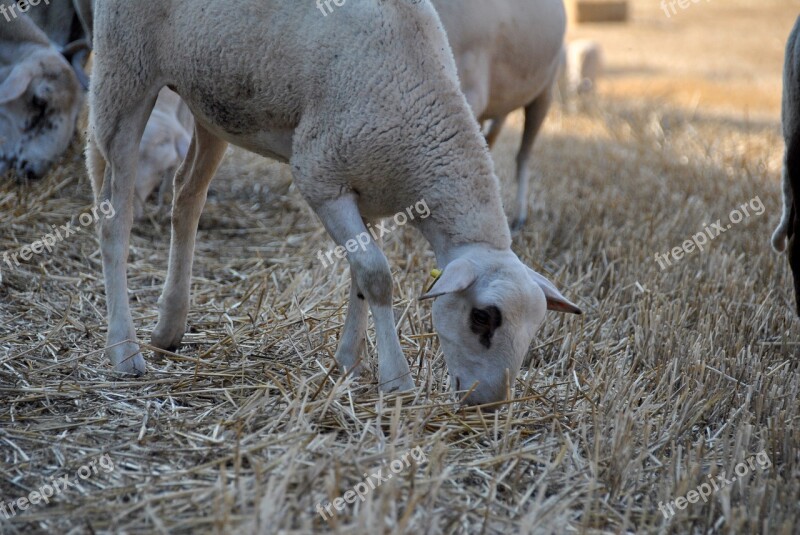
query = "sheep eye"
xmin=470 ymin=306 xmax=502 ymax=349
xmin=471 ymin=309 xmax=490 ymax=326
xmin=31 ymin=95 xmax=48 ymax=109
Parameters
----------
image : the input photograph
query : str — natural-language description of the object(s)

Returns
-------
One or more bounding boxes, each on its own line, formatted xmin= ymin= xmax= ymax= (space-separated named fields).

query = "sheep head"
xmin=421 ymin=248 xmax=581 ymax=407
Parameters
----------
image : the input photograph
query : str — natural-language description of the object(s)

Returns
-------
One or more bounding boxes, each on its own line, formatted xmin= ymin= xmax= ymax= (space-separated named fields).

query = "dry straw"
xmin=1 ymin=9 xmax=799 ymax=529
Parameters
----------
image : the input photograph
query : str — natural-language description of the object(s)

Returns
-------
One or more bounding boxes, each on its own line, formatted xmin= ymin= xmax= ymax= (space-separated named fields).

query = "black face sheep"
xmin=772 ymin=15 xmax=800 ymax=316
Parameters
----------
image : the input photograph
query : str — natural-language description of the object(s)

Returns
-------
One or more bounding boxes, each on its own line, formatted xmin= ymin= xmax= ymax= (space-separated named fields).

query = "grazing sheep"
xmin=133 ymin=88 xmax=194 ymax=220
xmin=20 ymin=0 xmax=192 ymax=216
xmin=27 ymin=0 xmax=92 ymax=88
xmin=0 ymin=12 xmax=82 ymax=179
xmin=558 ymin=39 xmax=603 ymax=98
xmin=772 ymin=15 xmax=800 ymax=315
xmin=432 ymin=0 xmax=567 ymax=230
xmin=27 ymin=0 xmax=85 ymax=47
xmin=87 ymin=0 xmax=582 ymax=405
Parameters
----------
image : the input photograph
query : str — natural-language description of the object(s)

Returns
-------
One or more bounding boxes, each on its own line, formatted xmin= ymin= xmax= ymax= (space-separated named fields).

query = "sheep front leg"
xmin=334 ymin=270 xmax=369 ymax=378
xmin=314 ymin=197 xmax=414 ymax=392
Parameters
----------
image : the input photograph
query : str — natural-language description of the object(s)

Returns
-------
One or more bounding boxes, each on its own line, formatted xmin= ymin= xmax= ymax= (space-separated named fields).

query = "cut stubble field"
xmin=0 ymin=0 xmax=798 ymax=533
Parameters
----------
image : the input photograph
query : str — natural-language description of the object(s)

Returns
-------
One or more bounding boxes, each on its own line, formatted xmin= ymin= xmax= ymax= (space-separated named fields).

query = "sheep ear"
xmin=0 ymin=63 xmax=35 ymax=104
xmin=527 ymin=267 xmax=583 ymax=314
xmin=420 ymin=258 xmax=477 ymax=300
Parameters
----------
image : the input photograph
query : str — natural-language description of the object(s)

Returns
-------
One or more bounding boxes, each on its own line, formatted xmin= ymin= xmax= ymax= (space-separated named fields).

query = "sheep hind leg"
xmin=151 ymin=124 xmax=228 ymax=351
xmin=511 ymin=88 xmax=553 ymax=232
xmin=91 ymin=97 xmax=157 ymax=375
xmin=86 ymin=133 xmax=106 ymax=201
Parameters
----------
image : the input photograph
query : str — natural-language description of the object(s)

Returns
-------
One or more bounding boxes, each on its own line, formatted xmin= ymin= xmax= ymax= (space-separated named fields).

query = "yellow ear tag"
xmin=426 ymin=268 xmax=443 ymax=293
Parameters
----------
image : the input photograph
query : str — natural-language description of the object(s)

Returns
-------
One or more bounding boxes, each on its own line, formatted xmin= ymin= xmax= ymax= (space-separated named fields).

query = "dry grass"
xmin=1 ymin=1 xmax=799 ymax=534
xmin=569 ymin=0 xmax=797 ymax=118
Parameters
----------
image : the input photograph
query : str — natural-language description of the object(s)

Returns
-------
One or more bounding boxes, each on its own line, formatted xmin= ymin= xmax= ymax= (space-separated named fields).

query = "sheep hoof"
xmin=510 ymin=216 xmax=527 ymax=234
xmin=380 ymin=374 xmax=415 ymax=393
xmin=337 ymin=362 xmax=364 ymax=381
xmin=151 ymin=323 xmax=185 ymax=351
xmin=110 ymin=346 xmax=147 ymax=376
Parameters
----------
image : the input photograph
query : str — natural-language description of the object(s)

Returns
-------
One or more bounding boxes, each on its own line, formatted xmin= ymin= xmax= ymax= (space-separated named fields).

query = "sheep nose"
xmin=19 ymin=160 xmax=46 ymax=180
xmin=457 ymin=380 xmax=509 ymax=408
xmin=461 ymin=390 xmax=503 ymax=409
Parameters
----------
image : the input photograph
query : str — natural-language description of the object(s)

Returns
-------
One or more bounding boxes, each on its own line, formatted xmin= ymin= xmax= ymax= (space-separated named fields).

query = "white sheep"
xmin=432 ymin=0 xmax=567 ymax=230
xmin=558 ymin=39 xmax=604 ymax=98
xmin=87 ymin=0 xmax=582 ymax=405
xmin=133 ymin=88 xmax=194 ymax=220
xmin=0 ymin=11 xmax=82 ymax=178
xmin=27 ymin=0 xmax=92 ymax=88
xmin=772 ymin=15 xmax=800 ymax=315
xmin=27 ymin=0 xmax=82 ymax=47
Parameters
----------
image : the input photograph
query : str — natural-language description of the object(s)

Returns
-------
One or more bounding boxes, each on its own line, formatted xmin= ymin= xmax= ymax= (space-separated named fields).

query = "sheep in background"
xmin=432 ymin=0 xmax=567 ymax=230
xmin=133 ymin=88 xmax=194 ymax=220
xmin=0 ymin=13 xmax=83 ymax=179
xmin=87 ymin=0 xmax=582 ymax=405
xmin=25 ymin=0 xmax=82 ymax=46
xmin=558 ymin=39 xmax=604 ymax=99
xmin=26 ymin=0 xmax=92 ymax=88
xmin=1 ymin=0 xmax=183 ymax=185
xmin=771 ymin=16 xmax=800 ymax=315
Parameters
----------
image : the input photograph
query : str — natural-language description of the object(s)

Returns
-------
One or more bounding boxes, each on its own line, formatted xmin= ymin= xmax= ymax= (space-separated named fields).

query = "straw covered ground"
xmin=1 ymin=1 xmax=799 ymax=533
